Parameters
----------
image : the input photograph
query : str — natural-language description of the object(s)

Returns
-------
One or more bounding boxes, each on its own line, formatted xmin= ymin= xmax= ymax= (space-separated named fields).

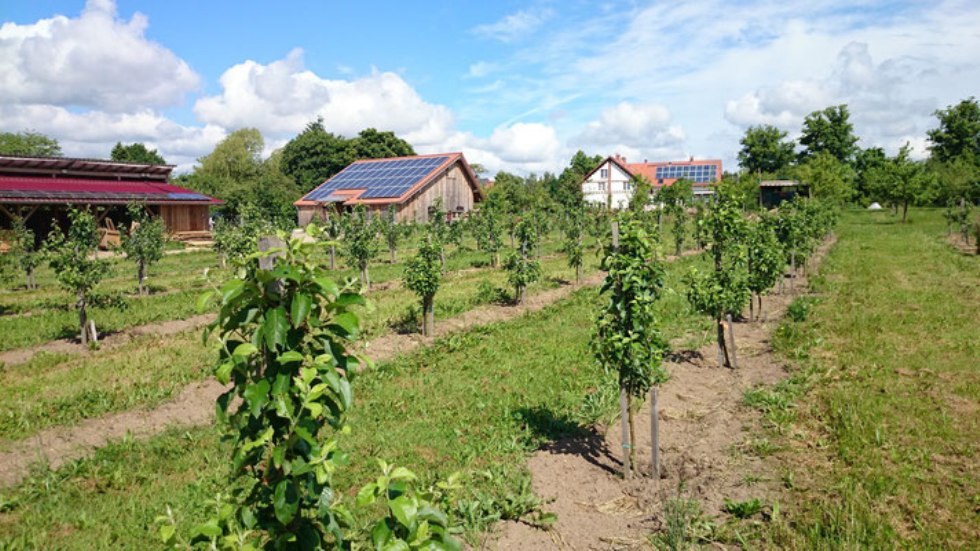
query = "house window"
xmin=600 ymin=168 xmax=609 ymax=178
xmin=624 ymin=182 xmax=632 ymax=191
xmin=598 ymin=182 xmax=606 ymax=192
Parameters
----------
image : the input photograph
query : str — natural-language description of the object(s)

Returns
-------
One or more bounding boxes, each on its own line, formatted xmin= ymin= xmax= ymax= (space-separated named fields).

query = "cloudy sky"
xmin=1 ymin=0 xmax=978 ymax=174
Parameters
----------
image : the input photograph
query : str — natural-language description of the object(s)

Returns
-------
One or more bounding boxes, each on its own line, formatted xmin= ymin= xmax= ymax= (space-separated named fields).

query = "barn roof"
xmin=0 ymin=175 xmax=222 ymax=205
xmin=0 ymin=155 xmax=174 ymax=180
xmin=296 ymin=152 xmax=482 ymax=207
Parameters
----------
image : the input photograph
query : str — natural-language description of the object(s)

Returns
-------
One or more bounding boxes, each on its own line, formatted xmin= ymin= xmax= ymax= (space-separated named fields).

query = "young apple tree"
xmin=45 ymin=208 xmax=110 ymax=344
xmin=121 ymin=203 xmax=166 ymax=296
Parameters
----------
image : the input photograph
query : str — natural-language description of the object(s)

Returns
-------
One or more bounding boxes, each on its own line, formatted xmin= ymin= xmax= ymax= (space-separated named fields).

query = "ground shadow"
xmin=665 ymin=349 xmax=705 ymax=366
xmin=514 ymin=406 xmax=621 ymax=476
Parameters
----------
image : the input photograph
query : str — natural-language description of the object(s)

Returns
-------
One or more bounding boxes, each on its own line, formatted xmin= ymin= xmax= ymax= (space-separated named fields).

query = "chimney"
xmin=689 ymin=156 xmax=694 ymax=162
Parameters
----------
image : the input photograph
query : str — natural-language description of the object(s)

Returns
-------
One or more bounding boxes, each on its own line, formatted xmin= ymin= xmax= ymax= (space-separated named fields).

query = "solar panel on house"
xmin=304 ymin=155 xmax=453 ymax=202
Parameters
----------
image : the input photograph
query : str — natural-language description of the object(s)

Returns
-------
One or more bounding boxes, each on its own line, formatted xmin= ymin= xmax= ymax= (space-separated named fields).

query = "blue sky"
xmin=1 ymin=0 xmax=978 ymax=173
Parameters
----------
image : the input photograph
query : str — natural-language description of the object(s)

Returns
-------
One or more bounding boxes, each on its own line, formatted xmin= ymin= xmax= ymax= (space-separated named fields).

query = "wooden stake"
xmin=620 ymin=387 xmax=632 ymax=479
xmin=258 ymin=236 xmax=286 ymax=294
xmin=726 ymin=313 xmax=738 ymax=369
xmin=650 ymin=386 xmax=660 ymax=479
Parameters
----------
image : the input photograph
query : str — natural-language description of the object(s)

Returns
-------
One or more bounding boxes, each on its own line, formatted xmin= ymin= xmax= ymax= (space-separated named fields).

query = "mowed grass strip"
xmin=754 ymin=209 xmax=979 ymax=548
xmin=0 ymin=254 xmax=710 ymax=549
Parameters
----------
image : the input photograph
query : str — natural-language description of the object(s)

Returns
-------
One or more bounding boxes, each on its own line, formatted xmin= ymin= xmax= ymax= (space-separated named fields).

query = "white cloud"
xmin=193 ymin=49 xmax=456 ymax=148
xmin=0 ymin=0 xmax=199 ymax=112
xmin=473 ymin=8 xmax=555 ymax=43
xmin=572 ymin=102 xmax=687 ymax=162
xmin=0 ymin=103 xmax=225 ymax=170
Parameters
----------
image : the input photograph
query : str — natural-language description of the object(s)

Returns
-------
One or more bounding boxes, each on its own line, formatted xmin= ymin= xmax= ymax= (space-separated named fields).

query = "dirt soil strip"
xmin=491 ymin=237 xmax=837 ymax=550
xmin=0 ymin=314 xmax=214 ymax=367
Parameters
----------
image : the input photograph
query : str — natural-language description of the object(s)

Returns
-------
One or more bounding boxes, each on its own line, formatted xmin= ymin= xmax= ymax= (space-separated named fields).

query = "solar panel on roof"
xmin=305 ymin=155 xmax=453 ymax=201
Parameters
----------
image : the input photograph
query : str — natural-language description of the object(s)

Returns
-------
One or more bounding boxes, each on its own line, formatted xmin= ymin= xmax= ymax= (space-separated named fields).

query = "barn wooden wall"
xmin=159 ymin=205 xmax=209 ymax=233
xmin=401 ymin=163 xmax=476 ymax=223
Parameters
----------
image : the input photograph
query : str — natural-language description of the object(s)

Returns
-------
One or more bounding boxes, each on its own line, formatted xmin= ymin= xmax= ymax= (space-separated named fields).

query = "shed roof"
xmin=297 ymin=152 xmax=482 ymax=207
xmin=759 ymin=180 xmax=802 ymax=188
xmin=0 ymin=155 xmax=174 ymax=180
xmin=0 ymin=175 xmax=221 ymax=205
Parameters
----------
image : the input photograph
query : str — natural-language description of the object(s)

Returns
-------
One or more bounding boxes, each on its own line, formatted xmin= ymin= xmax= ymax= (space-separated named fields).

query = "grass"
xmin=742 ymin=208 xmax=979 ymax=548
xmin=0 ymin=250 xmax=711 ymax=549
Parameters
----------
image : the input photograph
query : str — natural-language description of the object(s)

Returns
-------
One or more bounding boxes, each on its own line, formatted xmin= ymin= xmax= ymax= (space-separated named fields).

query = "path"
xmin=492 ymin=237 xmax=836 ymax=550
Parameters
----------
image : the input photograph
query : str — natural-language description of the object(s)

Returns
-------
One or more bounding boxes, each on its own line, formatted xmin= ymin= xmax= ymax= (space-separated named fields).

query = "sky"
xmin=1 ymin=0 xmax=978 ymax=175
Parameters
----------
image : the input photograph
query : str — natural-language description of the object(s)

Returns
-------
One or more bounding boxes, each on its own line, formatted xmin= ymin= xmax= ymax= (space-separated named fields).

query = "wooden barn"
xmin=295 ymin=152 xmax=483 ymax=224
xmin=0 ymin=155 xmax=221 ymax=247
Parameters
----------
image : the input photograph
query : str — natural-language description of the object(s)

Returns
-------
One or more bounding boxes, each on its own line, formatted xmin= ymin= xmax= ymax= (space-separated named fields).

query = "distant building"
xmin=295 ymin=152 xmax=483 ymax=225
xmin=582 ymin=155 xmax=722 ymax=209
xmin=759 ymin=180 xmax=807 ymax=208
xmin=0 ymin=155 xmax=221 ymax=246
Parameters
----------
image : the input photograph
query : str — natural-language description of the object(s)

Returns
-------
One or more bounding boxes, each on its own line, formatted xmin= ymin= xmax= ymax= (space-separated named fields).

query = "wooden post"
xmin=726 ymin=313 xmax=738 ymax=369
xmin=650 ymin=386 xmax=660 ymax=479
xmin=258 ymin=236 xmax=285 ymax=294
xmin=790 ymin=250 xmax=796 ymax=294
xmin=620 ymin=388 xmax=631 ymax=479
xmin=89 ymin=320 xmax=98 ymax=344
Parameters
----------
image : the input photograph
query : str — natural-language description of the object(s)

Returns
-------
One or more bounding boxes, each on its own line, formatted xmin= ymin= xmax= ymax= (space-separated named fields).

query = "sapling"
xmin=472 ymin=201 xmax=504 ymax=267
xmin=342 ymin=204 xmax=378 ymax=289
xmin=504 ymin=219 xmax=540 ymax=304
xmin=561 ymin=205 xmax=586 ymax=283
xmin=12 ymin=215 xmax=41 ymax=290
xmin=403 ymin=233 xmax=442 ymax=336
xmin=121 ymin=203 xmax=166 ymax=296
xmin=746 ymin=215 xmax=784 ymax=320
xmin=592 ymin=215 xmax=668 ymax=478
xmin=44 ymin=208 xmax=110 ymax=345
xmin=684 ymin=187 xmax=750 ymax=368
xmin=379 ymin=204 xmax=403 ymax=263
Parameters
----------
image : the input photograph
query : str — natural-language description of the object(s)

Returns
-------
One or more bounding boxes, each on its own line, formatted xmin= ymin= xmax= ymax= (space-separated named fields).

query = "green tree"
xmin=738 ymin=124 xmax=796 ymax=174
xmin=403 ymin=234 xmax=442 ymax=336
xmin=658 ymin=179 xmax=694 ymax=255
xmin=348 ymin=128 xmax=415 ymax=160
xmin=793 ymin=151 xmax=855 ymax=205
xmin=122 ymin=204 xmax=166 ymax=295
xmin=798 ymin=105 xmax=859 ymax=164
xmin=685 ymin=186 xmax=750 ymax=368
xmin=854 ymin=146 xmax=888 ymax=202
xmin=280 ymin=118 xmax=352 ymax=192
xmin=11 ymin=215 xmax=42 ymax=290
xmin=377 ymin=205 xmax=404 ymax=263
xmin=504 ymin=219 xmax=540 ymax=304
xmin=746 ymin=215 xmax=784 ymax=319
xmin=0 ymin=131 xmax=62 ymax=157
xmin=554 ymin=150 xmax=602 ymax=209
xmin=627 ymin=175 xmax=654 ymax=213
xmin=592 ymin=214 xmax=668 ymax=477
xmin=867 ymin=144 xmax=936 ymax=223
xmin=343 ymin=205 xmax=378 ymax=289
xmin=561 ymin=204 xmax=587 ymax=283
xmin=471 ymin=195 xmax=504 ymax=267
xmin=927 ymin=97 xmax=980 ymax=163
xmin=44 ymin=208 xmax=110 ymax=344
xmin=110 ymin=142 xmax=166 ymax=165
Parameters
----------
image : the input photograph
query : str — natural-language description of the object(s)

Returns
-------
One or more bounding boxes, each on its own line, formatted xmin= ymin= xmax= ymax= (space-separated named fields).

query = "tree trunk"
xmin=78 ymin=292 xmax=89 ymax=345
xmin=390 ymin=246 xmax=397 ymax=264
xmin=757 ymin=295 xmax=763 ymax=320
xmin=360 ymin=263 xmax=370 ymax=290
xmin=726 ymin=313 xmax=738 ymax=369
xmin=901 ymin=202 xmax=909 ymax=223
xmin=516 ymin=285 xmax=525 ymax=305
xmin=138 ymin=260 xmax=146 ymax=296
xmin=328 ymin=246 xmax=336 ymax=270
xmin=492 ymin=251 xmax=499 ymax=268
xmin=716 ymin=317 xmax=727 ymax=368
xmin=421 ymin=295 xmax=435 ymax=336
xmin=790 ymin=251 xmax=796 ymax=294
xmin=575 ymin=263 xmax=583 ymax=284
xmin=749 ymin=293 xmax=754 ymax=321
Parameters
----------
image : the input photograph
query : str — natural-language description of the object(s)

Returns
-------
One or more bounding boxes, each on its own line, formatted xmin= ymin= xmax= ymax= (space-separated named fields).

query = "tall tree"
xmin=555 ymin=150 xmax=602 ymax=209
xmin=110 ymin=142 xmax=166 ymax=165
xmin=798 ymin=105 xmax=859 ymax=164
xmin=854 ymin=146 xmax=888 ymax=202
xmin=737 ymin=124 xmax=796 ymax=174
xmin=349 ymin=128 xmax=415 ymax=159
xmin=0 ymin=131 xmax=62 ymax=157
xmin=793 ymin=151 xmax=856 ymax=205
xmin=281 ymin=118 xmax=352 ymax=192
xmin=867 ymin=144 xmax=936 ymax=223
xmin=927 ymin=97 xmax=980 ymax=164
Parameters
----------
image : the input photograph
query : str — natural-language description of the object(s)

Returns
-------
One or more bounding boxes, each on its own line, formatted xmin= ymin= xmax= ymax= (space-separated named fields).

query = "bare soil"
xmin=0 ymin=314 xmax=213 ymax=367
xmin=946 ymin=233 xmax=978 ymax=256
xmin=491 ymin=237 xmax=836 ymax=550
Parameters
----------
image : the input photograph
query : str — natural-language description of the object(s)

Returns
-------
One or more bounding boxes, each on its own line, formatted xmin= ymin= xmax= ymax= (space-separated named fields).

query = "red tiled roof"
xmin=0 ymin=175 xmax=222 ymax=205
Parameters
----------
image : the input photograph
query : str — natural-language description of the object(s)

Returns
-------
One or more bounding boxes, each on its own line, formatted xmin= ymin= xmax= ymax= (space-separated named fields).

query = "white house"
xmin=581 ymin=155 xmax=635 ymax=210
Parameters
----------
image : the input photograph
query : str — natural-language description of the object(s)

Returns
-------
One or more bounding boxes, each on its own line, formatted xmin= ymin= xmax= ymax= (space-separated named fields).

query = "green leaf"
xmin=158 ymin=524 xmax=176 ymax=543
xmin=263 ymin=307 xmax=289 ymax=350
xmin=334 ymin=293 xmax=365 ymax=307
xmin=389 ymin=466 xmax=417 ymax=482
xmin=314 ymin=277 xmax=340 ymax=297
xmin=331 ymin=311 xmax=359 ymax=336
xmin=196 ymin=290 xmax=215 ymax=313
xmin=291 ymin=292 xmax=313 ymax=328
xmin=371 ymin=519 xmax=393 ymax=549
xmin=356 ymin=483 xmax=378 ymax=507
xmin=389 ymin=495 xmax=417 ymax=528
xmin=277 ymin=351 xmax=304 ymax=363
xmin=220 ymin=279 xmax=246 ymax=304
xmin=214 ymin=361 xmax=233 ymax=385
xmin=273 ymin=479 xmax=299 ymax=525
xmin=233 ymin=343 xmax=258 ymax=357
xmin=192 ymin=520 xmax=222 ymax=539
xmin=243 ymin=379 xmax=270 ymax=418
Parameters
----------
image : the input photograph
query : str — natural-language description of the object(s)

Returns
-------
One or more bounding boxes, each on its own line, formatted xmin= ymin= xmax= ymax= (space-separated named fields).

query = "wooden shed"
xmin=0 ymin=155 xmax=221 ymax=246
xmin=295 ymin=152 xmax=484 ymax=224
